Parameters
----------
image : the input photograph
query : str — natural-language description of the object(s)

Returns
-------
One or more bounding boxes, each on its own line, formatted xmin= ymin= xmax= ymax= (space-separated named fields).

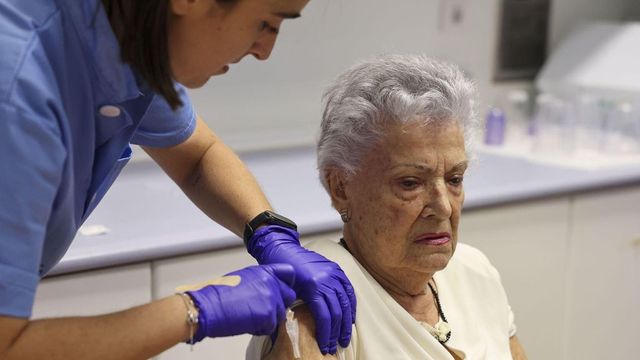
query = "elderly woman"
xmin=247 ymin=55 xmax=528 ymax=359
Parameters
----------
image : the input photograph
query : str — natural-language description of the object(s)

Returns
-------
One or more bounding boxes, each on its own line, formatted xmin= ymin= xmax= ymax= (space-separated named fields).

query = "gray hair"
xmin=317 ymin=54 xmax=479 ymax=191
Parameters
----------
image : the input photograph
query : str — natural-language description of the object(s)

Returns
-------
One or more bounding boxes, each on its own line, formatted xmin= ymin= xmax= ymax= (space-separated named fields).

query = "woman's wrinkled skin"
xmin=330 ymin=120 xmax=468 ymax=298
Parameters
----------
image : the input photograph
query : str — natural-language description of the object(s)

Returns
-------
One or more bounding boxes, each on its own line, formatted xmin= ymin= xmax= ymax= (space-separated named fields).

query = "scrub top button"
xmin=99 ymin=105 xmax=121 ymax=117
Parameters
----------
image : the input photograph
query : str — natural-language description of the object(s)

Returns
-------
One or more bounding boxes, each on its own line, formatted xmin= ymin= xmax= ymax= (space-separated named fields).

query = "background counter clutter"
xmin=482 ymin=22 xmax=640 ymax=166
xmin=35 ymin=146 xmax=640 ymax=360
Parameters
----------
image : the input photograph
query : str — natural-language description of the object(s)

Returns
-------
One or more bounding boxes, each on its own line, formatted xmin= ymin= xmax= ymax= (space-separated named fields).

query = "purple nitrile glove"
xmin=186 ymin=263 xmax=296 ymax=342
xmin=247 ymin=225 xmax=357 ymax=354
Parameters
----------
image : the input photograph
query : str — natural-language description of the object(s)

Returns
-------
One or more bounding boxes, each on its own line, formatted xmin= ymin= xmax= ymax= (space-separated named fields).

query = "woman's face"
xmin=167 ymin=0 xmax=309 ymax=88
xmin=341 ymin=120 xmax=468 ymax=286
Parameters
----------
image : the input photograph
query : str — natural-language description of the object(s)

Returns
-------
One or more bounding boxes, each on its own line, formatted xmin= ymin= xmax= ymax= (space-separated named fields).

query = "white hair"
xmin=317 ymin=54 xmax=479 ymax=191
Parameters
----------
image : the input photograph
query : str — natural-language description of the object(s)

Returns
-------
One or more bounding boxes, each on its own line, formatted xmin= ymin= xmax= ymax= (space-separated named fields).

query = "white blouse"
xmin=247 ymin=240 xmax=517 ymax=360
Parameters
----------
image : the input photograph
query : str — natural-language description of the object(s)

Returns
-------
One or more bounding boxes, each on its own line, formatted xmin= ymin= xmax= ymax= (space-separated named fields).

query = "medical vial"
xmin=484 ymin=108 xmax=506 ymax=146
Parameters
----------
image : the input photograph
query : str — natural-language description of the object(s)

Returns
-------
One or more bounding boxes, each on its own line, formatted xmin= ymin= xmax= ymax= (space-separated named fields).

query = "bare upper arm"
xmin=142 ymin=115 xmax=217 ymax=187
xmin=0 ymin=315 xmax=28 ymax=356
xmin=509 ymin=335 xmax=528 ymax=360
xmin=264 ymin=305 xmax=338 ymax=360
xmin=264 ymin=307 xmax=520 ymax=360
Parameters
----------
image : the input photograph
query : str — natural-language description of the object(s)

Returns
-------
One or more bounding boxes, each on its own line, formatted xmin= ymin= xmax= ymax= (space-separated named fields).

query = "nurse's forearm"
xmin=182 ymin=134 xmax=271 ymax=237
xmin=1 ymin=295 xmax=190 ymax=360
xmin=144 ymin=117 xmax=271 ymax=237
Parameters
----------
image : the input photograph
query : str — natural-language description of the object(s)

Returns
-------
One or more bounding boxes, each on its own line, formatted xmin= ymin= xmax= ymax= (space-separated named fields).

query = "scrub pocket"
xmin=82 ymin=145 xmax=132 ymax=222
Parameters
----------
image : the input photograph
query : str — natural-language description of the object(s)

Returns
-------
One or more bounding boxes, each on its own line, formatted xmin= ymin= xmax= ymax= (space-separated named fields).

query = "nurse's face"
xmin=339 ymin=121 xmax=467 ymax=289
xmin=167 ymin=0 xmax=310 ymax=88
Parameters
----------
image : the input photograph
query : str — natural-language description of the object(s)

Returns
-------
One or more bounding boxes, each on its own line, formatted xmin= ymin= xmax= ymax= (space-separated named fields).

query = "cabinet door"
xmin=565 ymin=186 xmax=640 ymax=360
xmin=32 ymin=263 xmax=152 ymax=318
xmin=458 ymin=197 xmax=571 ymax=360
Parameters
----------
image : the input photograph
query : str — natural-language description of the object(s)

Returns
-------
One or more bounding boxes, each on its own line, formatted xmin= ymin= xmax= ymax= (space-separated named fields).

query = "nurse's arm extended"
xmin=143 ymin=115 xmax=271 ymax=236
xmin=145 ymin=116 xmax=357 ymax=355
xmin=0 ymin=295 xmax=194 ymax=359
xmin=0 ymin=262 xmax=294 ymax=359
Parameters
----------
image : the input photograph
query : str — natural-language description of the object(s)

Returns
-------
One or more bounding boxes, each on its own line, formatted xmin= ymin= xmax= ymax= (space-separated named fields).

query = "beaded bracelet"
xmin=177 ymin=292 xmax=199 ymax=351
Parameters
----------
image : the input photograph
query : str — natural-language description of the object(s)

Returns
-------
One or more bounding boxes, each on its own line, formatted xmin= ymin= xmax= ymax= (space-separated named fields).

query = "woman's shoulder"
xmin=246 ymin=303 xmax=343 ymax=360
xmin=305 ymin=237 xmax=341 ymax=250
xmin=445 ymin=243 xmax=502 ymax=282
xmin=303 ymin=238 xmax=367 ymax=279
xmin=305 ymin=238 xmax=350 ymax=263
xmin=451 ymin=242 xmax=490 ymax=262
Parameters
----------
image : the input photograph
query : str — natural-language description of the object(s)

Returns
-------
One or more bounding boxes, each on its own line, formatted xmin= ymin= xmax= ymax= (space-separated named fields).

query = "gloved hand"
xmin=247 ymin=225 xmax=356 ymax=354
xmin=186 ymin=263 xmax=296 ymax=342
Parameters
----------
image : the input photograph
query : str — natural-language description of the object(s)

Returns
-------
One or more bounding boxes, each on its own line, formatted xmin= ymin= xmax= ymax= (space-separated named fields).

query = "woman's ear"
xmin=325 ymin=169 xmax=349 ymax=210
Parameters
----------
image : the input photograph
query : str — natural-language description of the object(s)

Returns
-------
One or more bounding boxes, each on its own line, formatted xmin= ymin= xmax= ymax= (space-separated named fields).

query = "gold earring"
xmin=339 ymin=208 xmax=351 ymax=223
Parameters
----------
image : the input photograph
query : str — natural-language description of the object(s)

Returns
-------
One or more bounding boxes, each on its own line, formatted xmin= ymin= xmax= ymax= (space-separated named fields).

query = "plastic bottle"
xmin=484 ymin=108 xmax=506 ymax=146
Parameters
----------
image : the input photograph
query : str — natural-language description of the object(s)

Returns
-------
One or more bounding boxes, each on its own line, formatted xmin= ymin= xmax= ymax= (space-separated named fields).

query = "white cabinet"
xmin=564 ymin=186 xmax=640 ymax=359
xmin=458 ymin=197 xmax=571 ymax=360
xmin=459 ymin=185 xmax=640 ymax=360
xmin=32 ymin=263 xmax=152 ymax=318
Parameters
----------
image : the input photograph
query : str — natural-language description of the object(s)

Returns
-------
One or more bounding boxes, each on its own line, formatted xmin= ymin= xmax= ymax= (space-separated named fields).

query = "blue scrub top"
xmin=0 ymin=0 xmax=196 ymax=317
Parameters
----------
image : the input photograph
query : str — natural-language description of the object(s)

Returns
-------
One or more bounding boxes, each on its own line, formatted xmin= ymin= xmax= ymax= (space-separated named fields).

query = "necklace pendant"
xmin=433 ymin=321 xmax=451 ymax=343
xmin=423 ymin=320 xmax=452 ymax=344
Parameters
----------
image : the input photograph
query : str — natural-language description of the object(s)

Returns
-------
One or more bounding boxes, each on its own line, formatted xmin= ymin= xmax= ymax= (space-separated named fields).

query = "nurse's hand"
xmin=185 ymin=264 xmax=296 ymax=341
xmin=247 ymin=225 xmax=356 ymax=355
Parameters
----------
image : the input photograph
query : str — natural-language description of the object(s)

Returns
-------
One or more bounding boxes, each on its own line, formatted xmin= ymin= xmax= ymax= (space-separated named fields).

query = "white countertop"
xmin=49 ymin=146 xmax=640 ymax=276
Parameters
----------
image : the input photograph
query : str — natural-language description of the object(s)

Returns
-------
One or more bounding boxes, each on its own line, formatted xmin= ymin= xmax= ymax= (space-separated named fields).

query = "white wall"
xmin=130 ymin=0 xmax=636 ymax=157
xmin=189 ymin=0 xmax=503 ymax=152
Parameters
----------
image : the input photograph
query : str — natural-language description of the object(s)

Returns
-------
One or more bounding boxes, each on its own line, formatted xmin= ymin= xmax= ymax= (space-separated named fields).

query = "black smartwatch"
xmin=243 ymin=210 xmax=297 ymax=246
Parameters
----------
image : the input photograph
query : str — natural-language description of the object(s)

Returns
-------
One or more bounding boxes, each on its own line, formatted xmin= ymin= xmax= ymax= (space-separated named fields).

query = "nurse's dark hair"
xmin=100 ymin=0 xmax=238 ymax=110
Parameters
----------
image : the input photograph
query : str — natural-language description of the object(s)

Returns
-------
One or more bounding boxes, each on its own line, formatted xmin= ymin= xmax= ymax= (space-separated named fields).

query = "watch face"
xmin=244 ymin=211 xmax=298 ymax=246
xmin=258 ymin=210 xmax=298 ymax=230
xmin=245 ymin=211 xmax=297 ymax=242
xmin=266 ymin=211 xmax=297 ymax=230
xmin=267 ymin=211 xmax=290 ymax=223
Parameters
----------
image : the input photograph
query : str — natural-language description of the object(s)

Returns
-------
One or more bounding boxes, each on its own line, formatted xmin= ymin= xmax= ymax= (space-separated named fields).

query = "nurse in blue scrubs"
xmin=0 ymin=0 xmax=355 ymax=358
